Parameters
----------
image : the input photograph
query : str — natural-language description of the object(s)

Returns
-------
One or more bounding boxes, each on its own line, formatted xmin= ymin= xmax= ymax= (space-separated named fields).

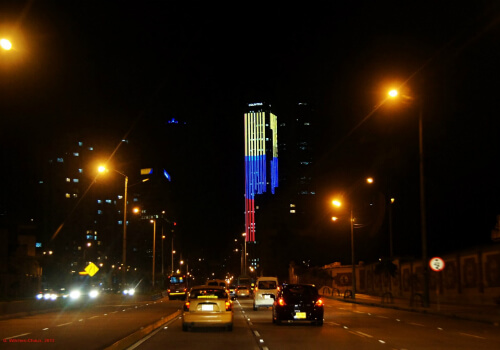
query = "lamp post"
xmin=242 ymin=232 xmax=247 ymax=276
xmin=98 ymin=166 xmax=128 ymax=285
xmin=151 ymin=219 xmax=156 ymax=287
xmin=388 ymin=89 xmax=429 ymax=307
xmin=332 ymin=178 xmax=373 ymax=299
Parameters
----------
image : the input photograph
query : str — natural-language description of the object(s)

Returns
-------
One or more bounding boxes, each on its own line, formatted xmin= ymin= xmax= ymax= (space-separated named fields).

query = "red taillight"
xmin=278 ymin=297 xmax=286 ymax=306
xmin=167 ymin=289 xmax=171 ymax=293
xmin=183 ymin=301 xmax=190 ymax=311
xmin=183 ymin=288 xmax=187 ymax=292
xmin=316 ymin=298 xmax=324 ymax=307
xmin=225 ymin=301 xmax=232 ymax=311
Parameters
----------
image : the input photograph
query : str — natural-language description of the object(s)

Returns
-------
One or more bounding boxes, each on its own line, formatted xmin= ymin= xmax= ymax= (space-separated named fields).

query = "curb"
xmin=103 ymin=309 xmax=182 ymax=350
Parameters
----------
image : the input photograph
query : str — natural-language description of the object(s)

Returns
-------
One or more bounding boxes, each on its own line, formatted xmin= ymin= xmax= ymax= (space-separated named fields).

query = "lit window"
xmin=106 ymin=200 xmax=112 ymax=204
xmin=304 ymin=122 xmax=310 ymax=126
xmin=118 ymin=221 xmax=123 ymax=225
xmin=97 ymin=210 xmax=103 ymax=215
xmin=79 ymin=169 xmax=83 ymax=173
xmin=290 ymin=204 xmax=296 ymax=208
xmin=290 ymin=210 xmax=296 ymax=214
xmin=72 ymin=193 xmax=78 ymax=198
xmin=73 ymin=179 xmax=79 ymax=183
xmin=65 ymin=193 xmax=71 ymax=198
xmin=88 ymin=147 xmax=93 ymax=151
xmin=78 ymin=142 xmax=83 ymax=146
xmin=97 ymin=200 xmax=102 ymax=204
xmin=66 ymin=178 xmax=71 ymax=182
xmin=57 ymin=158 xmax=64 ymax=163
xmin=73 ymin=152 xmax=79 ymax=157
xmin=117 ymin=195 xmax=123 ymax=200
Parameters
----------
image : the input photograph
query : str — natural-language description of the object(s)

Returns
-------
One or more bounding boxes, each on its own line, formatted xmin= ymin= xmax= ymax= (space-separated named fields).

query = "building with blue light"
xmin=244 ymin=102 xmax=278 ymax=243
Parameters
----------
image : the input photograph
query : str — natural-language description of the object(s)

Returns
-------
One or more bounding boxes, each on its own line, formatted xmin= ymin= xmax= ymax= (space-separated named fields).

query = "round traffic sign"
xmin=429 ymin=257 xmax=445 ymax=272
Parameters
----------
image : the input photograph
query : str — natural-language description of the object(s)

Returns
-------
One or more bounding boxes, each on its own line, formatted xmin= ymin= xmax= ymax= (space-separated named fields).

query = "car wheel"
xmin=253 ymin=305 xmax=257 ymax=311
xmin=182 ymin=323 xmax=189 ymax=332
xmin=226 ymin=324 xmax=233 ymax=331
xmin=314 ymin=320 xmax=323 ymax=326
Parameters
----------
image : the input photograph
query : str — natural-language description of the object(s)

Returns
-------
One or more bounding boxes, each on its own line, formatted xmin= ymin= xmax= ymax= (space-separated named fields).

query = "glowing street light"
xmin=0 ymin=38 xmax=12 ymax=50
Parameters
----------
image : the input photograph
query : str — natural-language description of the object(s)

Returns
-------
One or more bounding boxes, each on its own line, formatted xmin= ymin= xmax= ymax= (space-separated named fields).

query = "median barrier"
xmin=104 ymin=309 xmax=181 ymax=350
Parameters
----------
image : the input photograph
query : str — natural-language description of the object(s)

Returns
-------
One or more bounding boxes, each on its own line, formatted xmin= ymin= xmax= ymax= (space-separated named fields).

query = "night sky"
xmin=1 ymin=1 xmax=500 ymax=271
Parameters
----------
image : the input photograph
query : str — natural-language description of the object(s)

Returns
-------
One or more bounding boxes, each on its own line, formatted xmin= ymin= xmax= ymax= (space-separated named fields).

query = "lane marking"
xmin=4 ymin=333 xmax=31 ymax=340
xmin=88 ymin=316 xmax=99 ymax=319
xmin=356 ymin=331 xmax=373 ymax=338
xmin=57 ymin=322 xmax=72 ymax=327
xmin=459 ymin=332 xmax=486 ymax=340
xmin=377 ymin=316 xmax=389 ymax=319
xmin=408 ymin=322 xmax=425 ymax=327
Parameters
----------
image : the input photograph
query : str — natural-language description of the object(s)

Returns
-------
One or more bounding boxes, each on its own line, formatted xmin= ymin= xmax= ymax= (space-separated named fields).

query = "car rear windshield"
xmin=190 ymin=288 xmax=228 ymax=299
xmin=283 ymin=285 xmax=318 ymax=297
xmin=258 ymin=281 xmax=277 ymax=289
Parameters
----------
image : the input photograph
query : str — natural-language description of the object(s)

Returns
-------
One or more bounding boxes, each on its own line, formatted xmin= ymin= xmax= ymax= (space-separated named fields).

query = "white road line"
xmin=377 ymin=315 xmax=389 ymax=319
xmin=408 ymin=322 xmax=425 ymax=327
xmin=348 ymin=330 xmax=363 ymax=337
xmin=57 ymin=322 xmax=72 ymax=327
xmin=459 ymin=332 xmax=486 ymax=340
xmin=356 ymin=331 xmax=373 ymax=338
xmin=254 ymin=330 xmax=261 ymax=337
xmin=4 ymin=333 xmax=31 ymax=339
xmin=88 ymin=316 xmax=99 ymax=319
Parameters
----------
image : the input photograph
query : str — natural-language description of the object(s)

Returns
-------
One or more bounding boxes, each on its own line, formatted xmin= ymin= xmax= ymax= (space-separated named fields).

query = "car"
xmin=206 ymin=279 xmax=228 ymax=289
xmin=272 ymin=284 xmax=324 ymax=326
xmin=228 ymin=285 xmax=237 ymax=299
xmin=253 ymin=276 xmax=279 ymax=310
xmin=182 ymin=285 xmax=234 ymax=331
xmin=235 ymin=285 xmax=250 ymax=298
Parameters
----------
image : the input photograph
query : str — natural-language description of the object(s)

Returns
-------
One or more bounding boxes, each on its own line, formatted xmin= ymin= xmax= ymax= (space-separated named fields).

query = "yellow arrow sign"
xmin=85 ymin=262 xmax=99 ymax=277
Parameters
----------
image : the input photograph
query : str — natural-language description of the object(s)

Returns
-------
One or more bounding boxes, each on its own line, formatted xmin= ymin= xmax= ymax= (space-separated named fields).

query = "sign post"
xmin=429 ymin=257 xmax=445 ymax=310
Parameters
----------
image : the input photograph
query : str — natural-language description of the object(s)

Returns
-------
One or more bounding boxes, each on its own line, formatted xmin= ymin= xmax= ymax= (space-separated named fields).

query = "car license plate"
xmin=201 ymin=304 xmax=213 ymax=311
xmin=294 ymin=312 xmax=306 ymax=319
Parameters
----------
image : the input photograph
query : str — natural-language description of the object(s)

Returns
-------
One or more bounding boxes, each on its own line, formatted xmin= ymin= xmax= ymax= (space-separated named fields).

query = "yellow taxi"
xmin=182 ymin=285 xmax=234 ymax=331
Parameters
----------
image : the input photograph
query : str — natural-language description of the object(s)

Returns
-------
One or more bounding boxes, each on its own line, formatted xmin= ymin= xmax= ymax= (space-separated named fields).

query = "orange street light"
xmin=0 ymin=38 xmax=12 ymax=50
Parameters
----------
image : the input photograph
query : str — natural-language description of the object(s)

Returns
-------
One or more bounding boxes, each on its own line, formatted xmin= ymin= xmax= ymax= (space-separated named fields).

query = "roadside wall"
xmin=293 ymin=245 xmax=500 ymax=306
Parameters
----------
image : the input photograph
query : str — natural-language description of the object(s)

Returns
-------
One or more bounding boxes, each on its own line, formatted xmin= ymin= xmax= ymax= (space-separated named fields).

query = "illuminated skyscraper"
xmin=244 ymin=102 xmax=278 ymax=242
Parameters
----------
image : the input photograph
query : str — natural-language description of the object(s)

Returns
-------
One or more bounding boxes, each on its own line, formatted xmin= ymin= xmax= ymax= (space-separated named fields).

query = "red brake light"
xmin=278 ymin=297 xmax=286 ymax=306
xmin=183 ymin=301 xmax=190 ymax=311
xmin=225 ymin=301 xmax=232 ymax=311
xmin=316 ymin=298 xmax=324 ymax=307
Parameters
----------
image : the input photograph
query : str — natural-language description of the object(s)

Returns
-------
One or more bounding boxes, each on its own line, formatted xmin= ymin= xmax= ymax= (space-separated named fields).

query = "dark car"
xmin=272 ymin=284 xmax=324 ymax=326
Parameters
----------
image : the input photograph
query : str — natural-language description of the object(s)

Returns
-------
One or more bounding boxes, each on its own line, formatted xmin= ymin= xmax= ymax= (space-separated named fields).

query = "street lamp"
xmin=331 ymin=177 xmax=373 ymax=299
xmin=388 ymin=89 xmax=429 ymax=307
xmin=98 ymin=165 xmax=128 ymax=285
xmin=0 ymin=38 xmax=12 ymax=50
xmin=242 ymin=232 xmax=247 ymax=277
xmin=150 ymin=219 xmax=156 ymax=288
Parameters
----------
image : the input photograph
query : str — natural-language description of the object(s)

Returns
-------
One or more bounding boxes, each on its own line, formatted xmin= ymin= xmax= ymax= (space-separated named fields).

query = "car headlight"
xmin=70 ymin=290 xmax=81 ymax=300
xmin=89 ymin=290 xmax=99 ymax=298
xmin=127 ymin=288 xmax=135 ymax=296
xmin=36 ymin=293 xmax=43 ymax=300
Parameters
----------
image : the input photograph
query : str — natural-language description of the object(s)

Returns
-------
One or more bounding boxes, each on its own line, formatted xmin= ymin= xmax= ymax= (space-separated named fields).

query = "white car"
xmin=253 ymin=277 xmax=279 ymax=310
xmin=182 ymin=285 xmax=233 ymax=331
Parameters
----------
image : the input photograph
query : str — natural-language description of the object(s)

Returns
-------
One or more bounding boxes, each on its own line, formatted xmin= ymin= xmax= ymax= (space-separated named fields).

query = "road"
xmin=135 ymin=297 xmax=500 ymax=350
xmin=1 ymin=296 xmax=499 ymax=349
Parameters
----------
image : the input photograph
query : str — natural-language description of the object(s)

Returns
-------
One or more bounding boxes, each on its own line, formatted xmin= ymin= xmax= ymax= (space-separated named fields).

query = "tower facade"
xmin=244 ymin=102 xmax=278 ymax=242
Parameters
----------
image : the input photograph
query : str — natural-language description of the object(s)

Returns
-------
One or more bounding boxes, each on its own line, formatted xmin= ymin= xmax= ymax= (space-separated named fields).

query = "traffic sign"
xmin=429 ymin=257 xmax=445 ymax=272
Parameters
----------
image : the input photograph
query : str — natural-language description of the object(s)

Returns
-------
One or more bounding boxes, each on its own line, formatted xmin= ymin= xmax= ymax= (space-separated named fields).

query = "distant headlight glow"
xmin=89 ymin=290 xmax=99 ymax=298
xmin=70 ymin=290 xmax=81 ymax=299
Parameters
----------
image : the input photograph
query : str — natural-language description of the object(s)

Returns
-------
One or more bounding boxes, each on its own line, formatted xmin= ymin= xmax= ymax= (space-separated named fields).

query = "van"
xmin=206 ymin=279 xmax=228 ymax=290
xmin=253 ymin=276 xmax=279 ymax=310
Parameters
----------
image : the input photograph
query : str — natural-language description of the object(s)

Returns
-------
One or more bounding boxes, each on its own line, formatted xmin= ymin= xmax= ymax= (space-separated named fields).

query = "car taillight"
xmin=278 ymin=297 xmax=286 ymax=306
xmin=316 ymin=298 xmax=324 ymax=307
xmin=225 ymin=301 xmax=232 ymax=311
xmin=183 ymin=288 xmax=187 ymax=292
xmin=183 ymin=301 xmax=190 ymax=311
xmin=167 ymin=289 xmax=171 ymax=293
